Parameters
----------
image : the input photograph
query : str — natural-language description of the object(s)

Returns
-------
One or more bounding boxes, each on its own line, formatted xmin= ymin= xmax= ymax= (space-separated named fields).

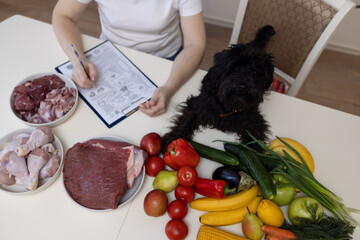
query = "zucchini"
xmin=189 ymin=140 xmax=239 ymax=166
xmin=224 ymin=143 xmax=277 ymax=200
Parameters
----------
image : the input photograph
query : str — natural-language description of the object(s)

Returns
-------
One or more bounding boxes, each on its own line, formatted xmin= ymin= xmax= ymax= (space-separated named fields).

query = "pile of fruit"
xmin=140 ymin=132 xmax=357 ymax=240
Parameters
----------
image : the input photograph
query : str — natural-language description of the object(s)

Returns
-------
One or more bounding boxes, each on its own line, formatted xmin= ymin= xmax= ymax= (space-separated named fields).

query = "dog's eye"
xmin=236 ymin=85 xmax=245 ymax=92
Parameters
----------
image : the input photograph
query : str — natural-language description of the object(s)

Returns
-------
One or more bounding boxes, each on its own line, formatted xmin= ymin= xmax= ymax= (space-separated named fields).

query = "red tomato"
xmin=145 ymin=156 xmax=165 ymax=177
xmin=177 ymin=166 xmax=198 ymax=187
xmin=167 ymin=199 xmax=188 ymax=219
xmin=174 ymin=185 xmax=195 ymax=203
xmin=165 ymin=219 xmax=188 ymax=240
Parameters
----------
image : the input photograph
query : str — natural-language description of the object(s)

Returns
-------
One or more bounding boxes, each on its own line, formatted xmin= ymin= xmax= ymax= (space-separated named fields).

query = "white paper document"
xmin=56 ymin=40 xmax=157 ymax=128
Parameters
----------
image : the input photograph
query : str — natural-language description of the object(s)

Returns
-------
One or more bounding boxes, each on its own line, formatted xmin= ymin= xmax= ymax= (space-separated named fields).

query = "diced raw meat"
xmin=12 ymin=74 xmax=76 ymax=123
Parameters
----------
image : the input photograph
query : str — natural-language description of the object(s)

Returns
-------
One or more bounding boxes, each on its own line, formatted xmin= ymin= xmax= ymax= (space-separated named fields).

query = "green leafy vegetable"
xmin=282 ymin=215 xmax=355 ymax=240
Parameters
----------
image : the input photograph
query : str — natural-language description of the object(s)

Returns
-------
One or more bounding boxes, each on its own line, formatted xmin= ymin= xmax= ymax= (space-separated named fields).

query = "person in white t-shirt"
xmin=52 ymin=0 xmax=206 ymax=116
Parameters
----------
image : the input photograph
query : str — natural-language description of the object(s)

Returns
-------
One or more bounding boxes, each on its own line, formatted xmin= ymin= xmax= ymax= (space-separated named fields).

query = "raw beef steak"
xmin=63 ymin=142 xmax=129 ymax=210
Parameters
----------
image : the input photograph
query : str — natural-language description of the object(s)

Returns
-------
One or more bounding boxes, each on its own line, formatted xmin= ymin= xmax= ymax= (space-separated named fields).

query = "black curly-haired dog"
xmin=162 ymin=25 xmax=275 ymax=152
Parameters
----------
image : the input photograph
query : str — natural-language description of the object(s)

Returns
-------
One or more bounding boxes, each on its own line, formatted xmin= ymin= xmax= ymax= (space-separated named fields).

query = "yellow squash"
xmin=190 ymin=185 xmax=259 ymax=212
xmin=199 ymin=196 xmax=263 ymax=226
xmin=269 ymin=137 xmax=315 ymax=173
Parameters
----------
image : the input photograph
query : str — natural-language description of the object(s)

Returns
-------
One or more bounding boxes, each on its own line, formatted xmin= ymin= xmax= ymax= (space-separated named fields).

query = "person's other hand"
xmin=71 ymin=61 xmax=96 ymax=88
xmin=139 ymin=86 xmax=173 ymax=117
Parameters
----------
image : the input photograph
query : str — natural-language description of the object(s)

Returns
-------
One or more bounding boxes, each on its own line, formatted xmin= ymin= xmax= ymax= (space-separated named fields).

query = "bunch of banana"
xmin=190 ymin=185 xmax=261 ymax=226
xmin=269 ymin=137 xmax=315 ymax=173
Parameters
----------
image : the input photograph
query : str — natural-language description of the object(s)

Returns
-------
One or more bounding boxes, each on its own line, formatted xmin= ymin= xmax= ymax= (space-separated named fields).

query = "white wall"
xmin=201 ymin=0 xmax=360 ymax=55
xmin=202 ymin=0 xmax=239 ymax=27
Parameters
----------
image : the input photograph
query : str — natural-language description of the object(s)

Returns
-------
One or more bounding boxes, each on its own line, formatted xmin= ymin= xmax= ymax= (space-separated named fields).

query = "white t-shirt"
xmin=77 ymin=0 xmax=202 ymax=58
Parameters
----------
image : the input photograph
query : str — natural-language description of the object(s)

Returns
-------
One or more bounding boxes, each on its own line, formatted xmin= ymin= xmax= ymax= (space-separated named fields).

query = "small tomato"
xmin=145 ymin=156 xmax=165 ymax=177
xmin=165 ymin=219 xmax=188 ymax=240
xmin=174 ymin=185 xmax=195 ymax=203
xmin=167 ymin=199 xmax=188 ymax=219
xmin=177 ymin=166 xmax=198 ymax=187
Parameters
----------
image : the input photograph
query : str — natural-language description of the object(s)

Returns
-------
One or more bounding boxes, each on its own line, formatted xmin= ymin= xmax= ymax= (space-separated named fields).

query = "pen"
xmin=70 ymin=44 xmax=91 ymax=79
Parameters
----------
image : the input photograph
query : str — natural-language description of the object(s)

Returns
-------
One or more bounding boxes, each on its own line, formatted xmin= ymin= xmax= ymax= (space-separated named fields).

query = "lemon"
xmin=269 ymin=137 xmax=315 ymax=173
xmin=256 ymin=199 xmax=284 ymax=227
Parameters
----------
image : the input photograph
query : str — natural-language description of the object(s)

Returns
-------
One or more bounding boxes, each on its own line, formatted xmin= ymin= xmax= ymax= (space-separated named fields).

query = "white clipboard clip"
xmin=122 ymin=97 xmax=147 ymax=117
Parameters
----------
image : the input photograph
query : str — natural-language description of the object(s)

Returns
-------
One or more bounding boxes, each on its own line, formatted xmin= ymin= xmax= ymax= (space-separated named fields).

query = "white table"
xmin=0 ymin=15 xmax=359 ymax=240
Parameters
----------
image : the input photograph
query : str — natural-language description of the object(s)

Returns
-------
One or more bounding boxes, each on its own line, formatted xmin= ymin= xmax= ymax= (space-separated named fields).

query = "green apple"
xmin=272 ymin=174 xmax=288 ymax=185
xmin=272 ymin=174 xmax=296 ymax=206
xmin=273 ymin=185 xmax=296 ymax=206
xmin=288 ymin=196 xmax=324 ymax=226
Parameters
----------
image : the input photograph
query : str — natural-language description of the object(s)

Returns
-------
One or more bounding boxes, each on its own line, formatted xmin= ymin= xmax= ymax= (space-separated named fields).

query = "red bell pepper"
xmin=194 ymin=177 xmax=236 ymax=199
xmin=163 ymin=138 xmax=200 ymax=170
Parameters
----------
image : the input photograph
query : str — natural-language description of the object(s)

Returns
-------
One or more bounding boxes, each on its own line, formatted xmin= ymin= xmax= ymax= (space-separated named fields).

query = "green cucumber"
xmin=189 ymin=140 xmax=240 ymax=166
xmin=224 ymin=143 xmax=277 ymax=200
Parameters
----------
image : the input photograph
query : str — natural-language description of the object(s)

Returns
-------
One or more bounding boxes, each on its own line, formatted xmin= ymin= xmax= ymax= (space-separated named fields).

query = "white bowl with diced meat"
xmin=61 ymin=136 xmax=146 ymax=212
xmin=10 ymin=72 xmax=79 ymax=127
xmin=0 ymin=127 xmax=64 ymax=194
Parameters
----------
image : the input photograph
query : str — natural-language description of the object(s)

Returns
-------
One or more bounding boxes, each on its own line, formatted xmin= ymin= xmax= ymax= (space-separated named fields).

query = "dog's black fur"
xmin=162 ymin=25 xmax=275 ymax=152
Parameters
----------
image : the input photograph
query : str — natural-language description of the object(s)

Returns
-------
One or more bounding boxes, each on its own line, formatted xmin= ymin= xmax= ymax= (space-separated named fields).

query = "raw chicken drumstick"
xmin=6 ymin=152 xmax=29 ymax=186
xmin=39 ymin=151 xmax=60 ymax=179
xmin=16 ymin=126 xmax=54 ymax=156
xmin=27 ymin=148 xmax=51 ymax=191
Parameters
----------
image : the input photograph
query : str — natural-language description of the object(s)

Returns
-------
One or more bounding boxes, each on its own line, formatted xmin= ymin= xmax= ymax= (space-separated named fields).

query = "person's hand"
xmin=139 ymin=86 xmax=173 ymax=117
xmin=71 ymin=61 xmax=96 ymax=88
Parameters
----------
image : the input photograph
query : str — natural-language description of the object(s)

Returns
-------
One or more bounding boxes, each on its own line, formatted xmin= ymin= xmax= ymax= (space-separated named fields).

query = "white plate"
xmin=0 ymin=128 xmax=64 ymax=195
xmin=10 ymin=72 xmax=79 ymax=127
xmin=62 ymin=136 xmax=145 ymax=212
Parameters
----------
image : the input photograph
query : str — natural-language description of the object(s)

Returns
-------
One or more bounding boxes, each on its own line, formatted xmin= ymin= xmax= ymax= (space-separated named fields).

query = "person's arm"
xmin=139 ymin=12 xmax=206 ymax=117
xmin=52 ymin=0 xmax=96 ymax=88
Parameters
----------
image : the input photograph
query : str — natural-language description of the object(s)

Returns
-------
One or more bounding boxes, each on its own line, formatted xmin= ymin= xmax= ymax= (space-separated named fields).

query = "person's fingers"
xmin=139 ymin=98 xmax=166 ymax=117
xmin=72 ymin=65 xmax=95 ymax=88
xmin=87 ymin=62 xmax=97 ymax=81
xmin=73 ymin=74 xmax=94 ymax=88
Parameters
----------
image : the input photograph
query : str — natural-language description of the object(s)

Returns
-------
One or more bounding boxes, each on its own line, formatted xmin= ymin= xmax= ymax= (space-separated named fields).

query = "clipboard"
xmin=55 ymin=40 xmax=157 ymax=128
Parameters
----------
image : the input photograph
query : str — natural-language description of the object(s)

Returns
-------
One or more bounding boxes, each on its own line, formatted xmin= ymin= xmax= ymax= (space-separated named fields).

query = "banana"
xmin=200 ymin=196 xmax=263 ymax=226
xmin=269 ymin=137 xmax=315 ymax=173
xmin=190 ymin=185 xmax=259 ymax=212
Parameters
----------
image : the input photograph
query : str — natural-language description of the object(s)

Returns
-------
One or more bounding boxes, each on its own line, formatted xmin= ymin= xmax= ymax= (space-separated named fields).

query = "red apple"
xmin=143 ymin=189 xmax=168 ymax=217
xmin=140 ymin=132 xmax=163 ymax=156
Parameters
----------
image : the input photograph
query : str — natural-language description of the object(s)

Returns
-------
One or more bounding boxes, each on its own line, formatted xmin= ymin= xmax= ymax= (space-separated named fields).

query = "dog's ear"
xmin=212 ymin=45 xmax=246 ymax=77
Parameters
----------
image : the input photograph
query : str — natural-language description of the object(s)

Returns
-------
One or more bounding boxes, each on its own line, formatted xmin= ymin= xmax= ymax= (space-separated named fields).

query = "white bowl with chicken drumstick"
xmin=0 ymin=127 xmax=63 ymax=194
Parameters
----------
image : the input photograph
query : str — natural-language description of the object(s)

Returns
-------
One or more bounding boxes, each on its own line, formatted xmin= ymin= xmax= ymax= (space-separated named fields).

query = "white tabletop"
xmin=0 ymin=15 xmax=359 ymax=240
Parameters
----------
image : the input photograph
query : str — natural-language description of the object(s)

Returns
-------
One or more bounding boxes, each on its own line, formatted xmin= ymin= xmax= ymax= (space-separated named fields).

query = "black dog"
xmin=162 ymin=25 xmax=275 ymax=152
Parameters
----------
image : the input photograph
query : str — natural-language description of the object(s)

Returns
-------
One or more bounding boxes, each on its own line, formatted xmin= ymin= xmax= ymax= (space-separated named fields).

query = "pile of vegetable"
xmin=190 ymin=134 xmax=358 ymax=239
xmin=140 ymin=131 xmax=359 ymax=240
